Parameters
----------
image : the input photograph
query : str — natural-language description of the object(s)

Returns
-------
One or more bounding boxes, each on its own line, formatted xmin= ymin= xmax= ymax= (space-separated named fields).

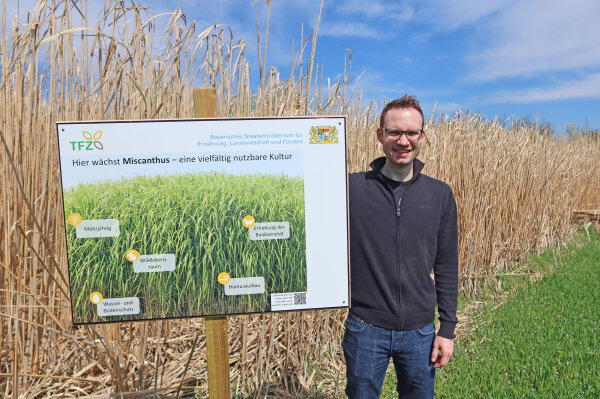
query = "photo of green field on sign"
xmin=64 ymin=172 xmax=306 ymax=323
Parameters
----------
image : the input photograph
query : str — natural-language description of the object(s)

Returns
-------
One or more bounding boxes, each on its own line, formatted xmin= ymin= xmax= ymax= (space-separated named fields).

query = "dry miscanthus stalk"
xmin=1 ymin=0 xmax=599 ymax=397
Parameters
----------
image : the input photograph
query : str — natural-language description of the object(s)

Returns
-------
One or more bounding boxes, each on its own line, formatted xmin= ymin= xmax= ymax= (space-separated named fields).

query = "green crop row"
xmin=377 ymin=228 xmax=600 ymax=398
xmin=63 ymin=172 xmax=306 ymax=323
xmin=436 ymin=228 xmax=600 ymax=398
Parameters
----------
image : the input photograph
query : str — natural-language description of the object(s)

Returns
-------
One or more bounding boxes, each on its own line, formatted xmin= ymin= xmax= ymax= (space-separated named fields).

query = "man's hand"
xmin=430 ymin=335 xmax=454 ymax=368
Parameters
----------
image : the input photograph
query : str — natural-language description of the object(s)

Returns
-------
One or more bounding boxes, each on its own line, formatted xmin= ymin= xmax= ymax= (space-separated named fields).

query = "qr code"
xmin=294 ymin=292 xmax=307 ymax=305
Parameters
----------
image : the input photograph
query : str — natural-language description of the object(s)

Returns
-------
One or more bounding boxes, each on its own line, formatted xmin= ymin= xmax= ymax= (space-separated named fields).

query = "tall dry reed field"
xmin=1 ymin=1 xmax=599 ymax=398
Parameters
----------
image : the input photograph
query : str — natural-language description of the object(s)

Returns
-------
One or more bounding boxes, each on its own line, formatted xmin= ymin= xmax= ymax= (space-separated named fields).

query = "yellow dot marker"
xmin=242 ymin=215 xmax=255 ymax=228
xmin=90 ymin=291 xmax=103 ymax=304
xmin=218 ymin=272 xmax=231 ymax=285
xmin=125 ymin=249 xmax=140 ymax=262
xmin=67 ymin=213 xmax=82 ymax=226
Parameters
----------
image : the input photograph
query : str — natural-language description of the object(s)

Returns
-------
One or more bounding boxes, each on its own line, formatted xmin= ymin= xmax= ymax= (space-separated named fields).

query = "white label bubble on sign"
xmin=224 ymin=277 xmax=265 ymax=295
xmin=249 ymin=222 xmax=290 ymax=240
xmin=133 ymin=254 xmax=176 ymax=273
xmin=76 ymin=219 xmax=120 ymax=238
xmin=97 ymin=297 xmax=140 ymax=316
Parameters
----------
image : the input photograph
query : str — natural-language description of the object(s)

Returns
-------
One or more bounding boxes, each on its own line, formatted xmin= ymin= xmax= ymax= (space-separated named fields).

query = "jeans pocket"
xmin=345 ymin=313 xmax=368 ymax=333
xmin=417 ymin=322 xmax=435 ymax=336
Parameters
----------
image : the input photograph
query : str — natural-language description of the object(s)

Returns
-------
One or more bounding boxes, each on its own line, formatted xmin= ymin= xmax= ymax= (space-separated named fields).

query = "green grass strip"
xmin=378 ymin=227 xmax=599 ymax=398
xmin=434 ymin=227 xmax=600 ymax=398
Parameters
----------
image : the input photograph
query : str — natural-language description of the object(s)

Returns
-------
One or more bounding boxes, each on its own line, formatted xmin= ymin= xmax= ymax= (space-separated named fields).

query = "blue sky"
xmin=8 ymin=0 xmax=600 ymax=132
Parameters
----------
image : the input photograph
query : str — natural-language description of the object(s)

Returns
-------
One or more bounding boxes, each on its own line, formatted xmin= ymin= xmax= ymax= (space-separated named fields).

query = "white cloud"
xmin=351 ymin=70 xmax=425 ymax=104
xmin=487 ymin=73 xmax=600 ymax=103
xmin=420 ymin=0 xmax=512 ymax=31
xmin=315 ymin=0 xmax=415 ymax=39
xmin=331 ymin=0 xmax=414 ymax=21
xmin=319 ymin=21 xmax=381 ymax=38
xmin=430 ymin=101 xmax=461 ymax=116
xmin=468 ymin=0 xmax=600 ymax=81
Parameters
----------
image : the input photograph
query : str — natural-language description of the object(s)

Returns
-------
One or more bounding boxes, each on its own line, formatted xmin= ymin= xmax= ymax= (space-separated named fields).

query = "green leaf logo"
xmin=81 ymin=130 xmax=104 ymax=150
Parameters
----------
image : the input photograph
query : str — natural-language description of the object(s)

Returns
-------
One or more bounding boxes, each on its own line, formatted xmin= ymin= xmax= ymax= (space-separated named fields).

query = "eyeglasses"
xmin=381 ymin=128 xmax=423 ymax=142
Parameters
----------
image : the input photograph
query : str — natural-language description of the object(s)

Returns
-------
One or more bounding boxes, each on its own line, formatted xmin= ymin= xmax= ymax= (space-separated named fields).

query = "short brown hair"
xmin=379 ymin=95 xmax=425 ymax=129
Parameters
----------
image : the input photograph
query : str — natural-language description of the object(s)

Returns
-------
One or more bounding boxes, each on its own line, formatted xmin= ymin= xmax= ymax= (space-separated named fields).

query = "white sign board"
xmin=57 ymin=117 xmax=349 ymax=324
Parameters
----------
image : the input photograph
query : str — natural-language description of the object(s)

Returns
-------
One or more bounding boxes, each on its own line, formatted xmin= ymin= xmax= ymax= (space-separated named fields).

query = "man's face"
xmin=377 ymin=107 xmax=425 ymax=167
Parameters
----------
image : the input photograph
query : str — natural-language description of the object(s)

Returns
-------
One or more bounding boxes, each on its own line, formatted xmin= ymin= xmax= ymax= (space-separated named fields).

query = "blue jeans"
xmin=342 ymin=313 xmax=436 ymax=399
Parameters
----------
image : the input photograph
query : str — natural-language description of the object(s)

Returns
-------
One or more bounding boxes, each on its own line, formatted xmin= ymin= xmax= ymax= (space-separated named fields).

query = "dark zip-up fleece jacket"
xmin=349 ymin=157 xmax=458 ymax=339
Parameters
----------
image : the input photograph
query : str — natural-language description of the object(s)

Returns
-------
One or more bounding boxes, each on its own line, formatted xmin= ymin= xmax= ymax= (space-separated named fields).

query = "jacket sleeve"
xmin=434 ymin=185 xmax=459 ymax=339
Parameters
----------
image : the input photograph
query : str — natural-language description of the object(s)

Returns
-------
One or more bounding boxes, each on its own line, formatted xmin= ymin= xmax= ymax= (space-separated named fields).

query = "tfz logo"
xmin=70 ymin=131 xmax=104 ymax=151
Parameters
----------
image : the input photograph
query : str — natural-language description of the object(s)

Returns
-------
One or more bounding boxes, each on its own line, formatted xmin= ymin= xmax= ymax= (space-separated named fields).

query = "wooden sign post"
xmin=193 ymin=87 xmax=231 ymax=399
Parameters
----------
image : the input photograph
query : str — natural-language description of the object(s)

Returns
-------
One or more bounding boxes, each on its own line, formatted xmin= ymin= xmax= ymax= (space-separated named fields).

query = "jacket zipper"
xmin=396 ymin=191 xmax=403 ymax=330
xmin=377 ymin=171 xmax=407 ymax=331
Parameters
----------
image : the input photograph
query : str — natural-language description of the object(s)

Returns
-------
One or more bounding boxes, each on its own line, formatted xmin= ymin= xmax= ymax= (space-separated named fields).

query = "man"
xmin=344 ymin=95 xmax=458 ymax=398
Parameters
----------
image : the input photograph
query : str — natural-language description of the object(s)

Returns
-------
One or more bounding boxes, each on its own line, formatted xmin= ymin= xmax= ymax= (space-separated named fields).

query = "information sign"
xmin=57 ymin=117 xmax=349 ymax=324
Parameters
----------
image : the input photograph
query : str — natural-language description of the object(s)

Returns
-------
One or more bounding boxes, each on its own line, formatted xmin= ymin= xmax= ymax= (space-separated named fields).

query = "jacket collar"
xmin=370 ymin=157 xmax=425 ymax=183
